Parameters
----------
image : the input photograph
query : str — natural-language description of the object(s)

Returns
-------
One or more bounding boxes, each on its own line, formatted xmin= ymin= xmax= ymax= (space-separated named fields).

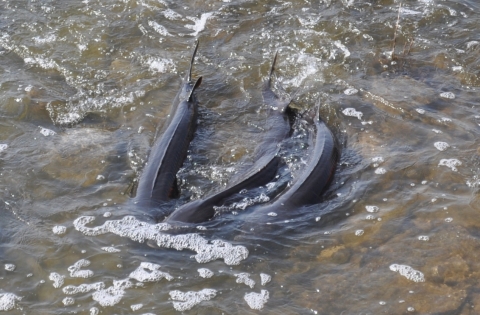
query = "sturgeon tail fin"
xmin=187 ymin=76 xmax=203 ymax=102
xmin=266 ymin=51 xmax=278 ymax=88
xmin=187 ymin=40 xmax=199 ymax=82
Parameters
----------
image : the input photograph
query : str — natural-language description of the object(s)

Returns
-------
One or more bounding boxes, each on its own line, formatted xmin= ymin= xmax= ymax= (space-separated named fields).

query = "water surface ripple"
xmin=0 ymin=0 xmax=479 ymax=313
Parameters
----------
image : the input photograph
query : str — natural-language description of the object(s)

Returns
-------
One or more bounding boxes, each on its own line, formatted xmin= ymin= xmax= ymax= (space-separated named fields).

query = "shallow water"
xmin=1 ymin=0 xmax=480 ymax=313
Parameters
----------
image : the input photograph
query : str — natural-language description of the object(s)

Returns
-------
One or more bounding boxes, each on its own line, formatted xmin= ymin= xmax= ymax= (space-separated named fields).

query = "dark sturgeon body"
xmin=245 ymin=115 xmax=339 ymax=222
xmin=135 ymin=42 xmax=202 ymax=208
xmin=166 ymin=53 xmax=293 ymax=224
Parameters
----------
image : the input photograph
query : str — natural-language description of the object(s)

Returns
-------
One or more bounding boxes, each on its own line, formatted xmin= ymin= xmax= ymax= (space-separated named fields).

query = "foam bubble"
xmin=344 ymin=88 xmax=358 ymax=95
xmin=434 ymin=142 xmax=450 ymax=151
xmin=129 ymin=262 xmax=173 ymax=282
xmin=185 ymin=12 xmax=214 ymax=36
xmin=62 ymin=297 xmax=75 ymax=306
xmin=355 ymin=230 xmax=364 ymax=236
xmin=198 ymin=268 xmax=214 ymax=279
xmin=260 ymin=273 xmax=271 ymax=286
xmin=0 ymin=144 xmax=7 ymax=152
xmin=5 ymin=264 xmax=15 ymax=271
xmin=146 ymin=57 xmax=175 ymax=73
xmin=131 ymin=303 xmax=143 ymax=311
xmin=89 ymin=307 xmax=99 ymax=315
xmin=342 ymin=108 xmax=363 ymax=120
xmin=267 ymin=212 xmax=277 ymax=217
xmin=148 ymin=21 xmax=172 ymax=37
xmin=440 ymin=92 xmax=455 ymax=100
xmin=415 ymin=108 xmax=425 ymax=114
xmin=162 ymin=9 xmax=182 ymax=20
xmin=375 ymin=167 xmax=386 ymax=174
xmin=418 ymin=235 xmax=429 ymax=241
xmin=0 ymin=293 xmax=21 ymax=311
xmin=39 ymin=127 xmax=56 ymax=137
xmin=365 ymin=205 xmax=379 ymax=213
xmin=52 ymin=225 xmax=67 ymax=235
xmin=235 ymin=273 xmax=255 ymax=288
xmin=438 ymin=159 xmax=461 ymax=171
xmin=244 ymin=290 xmax=269 ymax=310
xmin=389 ymin=264 xmax=425 ymax=282
xmin=92 ymin=279 xmax=133 ymax=307
xmin=63 ymin=282 xmax=105 ymax=295
xmin=68 ymin=259 xmax=94 ymax=278
xmin=49 ymin=272 xmax=65 ymax=288
xmin=169 ymin=289 xmax=217 ymax=312
xmin=101 ymin=247 xmax=121 ymax=253
xmin=74 ymin=216 xmax=249 ymax=265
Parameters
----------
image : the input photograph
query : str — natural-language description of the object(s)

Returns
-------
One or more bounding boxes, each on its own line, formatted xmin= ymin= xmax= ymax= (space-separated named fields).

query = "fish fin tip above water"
xmin=188 ymin=76 xmax=203 ymax=102
xmin=187 ymin=39 xmax=200 ymax=82
xmin=267 ymin=51 xmax=278 ymax=88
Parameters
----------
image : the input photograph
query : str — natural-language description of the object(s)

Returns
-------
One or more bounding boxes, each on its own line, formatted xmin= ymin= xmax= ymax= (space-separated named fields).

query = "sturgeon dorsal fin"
xmin=187 ymin=40 xmax=199 ymax=82
xmin=187 ymin=76 xmax=202 ymax=102
xmin=266 ymin=51 xmax=278 ymax=88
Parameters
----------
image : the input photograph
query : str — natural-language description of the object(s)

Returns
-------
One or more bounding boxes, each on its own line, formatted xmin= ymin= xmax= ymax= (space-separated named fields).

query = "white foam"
xmin=438 ymin=158 xmax=461 ymax=171
xmin=365 ymin=205 xmax=379 ymax=213
xmin=344 ymin=88 xmax=358 ymax=95
xmin=418 ymin=235 xmax=429 ymax=241
xmin=260 ymin=273 xmax=271 ymax=286
xmin=129 ymin=262 xmax=173 ymax=282
xmin=131 ymin=303 xmax=143 ymax=311
xmin=198 ymin=268 xmax=214 ymax=278
xmin=0 ymin=293 xmax=21 ymax=311
xmin=244 ymin=290 xmax=269 ymax=310
xmin=0 ymin=144 xmax=7 ymax=152
xmin=389 ymin=264 xmax=425 ymax=283
xmin=342 ymin=108 xmax=363 ymax=120
xmin=162 ymin=9 xmax=182 ymax=20
xmin=92 ymin=279 xmax=133 ymax=307
xmin=39 ymin=127 xmax=56 ymax=137
xmin=333 ymin=40 xmax=351 ymax=59
xmin=4 ymin=264 xmax=15 ymax=271
xmin=148 ymin=21 xmax=172 ymax=36
xmin=416 ymin=108 xmax=425 ymax=114
xmin=355 ymin=230 xmax=364 ymax=236
xmin=146 ymin=57 xmax=175 ymax=73
xmin=440 ymin=92 xmax=455 ymax=99
xmin=68 ymin=259 xmax=94 ymax=278
xmin=63 ymin=282 xmax=105 ymax=295
xmin=267 ymin=212 xmax=277 ymax=217
xmin=375 ymin=167 xmax=387 ymax=174
xmin=52 ymin=225 xmax=67 ymax=235
xmin=434 ymin=142 xmax=450 ymax=151
xmin=89 ymin=307 xmax=99 ymax=315
xmin=185 ymin=12 xmax=214 ymax=36
xmin=74 ymin=216 xmax=248 ymax=265
xmin=169 ymin=289 xmax=217 ymax=311
xmin=62 ymin=297 xmax=75 ymax=306
xmin=235 ymin=273 xmax=255 ymax=288
xmin=101 ymin=246 xmax=121 ymax=253
xmin=49 ymin=272 xmax=65 ymax=288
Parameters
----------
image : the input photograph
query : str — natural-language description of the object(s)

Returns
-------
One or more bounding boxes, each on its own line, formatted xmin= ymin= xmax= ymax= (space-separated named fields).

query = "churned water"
xmin=1 ymin=0 xmax=480 ymax=314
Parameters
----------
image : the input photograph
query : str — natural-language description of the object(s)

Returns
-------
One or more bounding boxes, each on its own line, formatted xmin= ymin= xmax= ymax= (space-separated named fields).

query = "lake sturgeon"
xmin=135 ymin=41 xmax=202 ymax=208
xmin=244 ymin=110 xmax=339 ymax=222
xmin=165 ymin=53 xmax=293 ymax=223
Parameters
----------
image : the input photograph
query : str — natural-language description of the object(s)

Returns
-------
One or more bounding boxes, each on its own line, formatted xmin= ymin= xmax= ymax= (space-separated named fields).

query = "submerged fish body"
xmin=166 ymin=53 xmax=293 ymax=224
xmin=135 ymin=42 xmax=202 ymax=209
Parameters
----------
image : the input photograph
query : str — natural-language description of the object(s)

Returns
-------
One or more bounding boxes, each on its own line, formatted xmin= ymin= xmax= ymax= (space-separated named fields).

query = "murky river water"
xmin=1 ymin=0 xmax=480 ymax=313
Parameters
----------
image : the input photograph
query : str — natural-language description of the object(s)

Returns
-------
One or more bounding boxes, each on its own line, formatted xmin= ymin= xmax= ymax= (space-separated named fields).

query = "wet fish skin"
xmin=166 ymin=53 xmax=293 ymax=224
xmin=134 ymin=41 xmax=201 ymax=208
xmin=246 ymin=114 xmax=339 ymax=221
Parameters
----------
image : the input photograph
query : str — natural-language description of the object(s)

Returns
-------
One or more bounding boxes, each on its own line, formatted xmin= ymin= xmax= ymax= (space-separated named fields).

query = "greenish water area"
xmin=0 ymin=0 xmax=479 ymax=313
